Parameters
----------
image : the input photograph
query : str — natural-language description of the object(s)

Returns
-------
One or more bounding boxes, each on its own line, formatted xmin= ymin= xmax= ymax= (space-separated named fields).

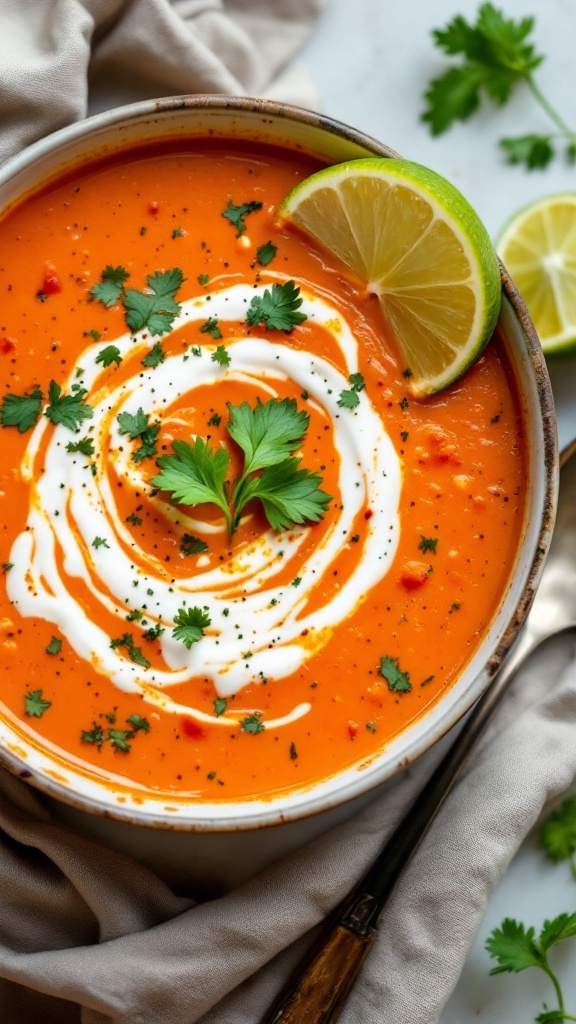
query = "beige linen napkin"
xmin=0 ymin=0 xmax=323 ymax=167
xmin=0 ymin=634 xmax=576 ymax=1024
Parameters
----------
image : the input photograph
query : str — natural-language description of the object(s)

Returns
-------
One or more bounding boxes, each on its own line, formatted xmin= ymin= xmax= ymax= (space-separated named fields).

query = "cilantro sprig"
xmin=486 ymin=914 xmax=576 ymax=1021
xmin=246 ymin=281 xmax=307 ymax=332
xmin=117 ymin=408 xmax=159 ymax=464
xmin=541 ymin=794 xmax=576 ymax=881
xmin=90 ymin=266 xmax=183 ymax=337
xmin=423 ymin=3 xmax=576 ymax=170
xmin=152 ymin=397 xmax=331 ymax=538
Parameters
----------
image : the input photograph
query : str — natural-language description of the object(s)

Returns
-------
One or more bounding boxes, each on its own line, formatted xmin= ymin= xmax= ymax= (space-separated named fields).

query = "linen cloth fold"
xmin=1 ymin=3 xmax=575 ymax=1023
xmin=0 ymin=635 xmax=575 ymax=1024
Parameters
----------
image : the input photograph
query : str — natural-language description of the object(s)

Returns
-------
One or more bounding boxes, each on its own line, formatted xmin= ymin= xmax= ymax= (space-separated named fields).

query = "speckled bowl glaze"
xmin=0 ymin=97 xmax=557 ymax=891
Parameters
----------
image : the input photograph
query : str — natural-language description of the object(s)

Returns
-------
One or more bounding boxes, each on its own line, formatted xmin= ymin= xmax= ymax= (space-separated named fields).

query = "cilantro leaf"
xmin=541 ymin=794 xmax=576 ymax=878
xmin=235 ymin=457 xmax=332 ymax=532
xmin=123 ymin=268 xmax=183 ymax=337
xmin=348 ymin=372 xmax=366 ymax=392
xmin=81 ymin=724 xmax=104 ymax=745
xmin=95 ymin=345 xmax=122 ymax=368
xmin=141 ymin=342 xmax=165 ymax=368
xmin=92 ymin=536 xmax=109 ymax=549
xmin=211 ymin=345 xmax=231 ymax=367
xmin=109 ymin=633 xmax=150 ymax=669
xmin=66 ymin=437 xmax=95 ymax=456
xmin=379 ymin=655 xmax=412 ymax=693
xmin=200 ymin=317 xmax=223 ymax=340
xmin=108 ymin=729 xmax=133 ymax=752
xmin=126 ymin=713 xmax=150 ymax=733
xmin=117 ymin=408 xmax=159 ymax=464
xmin=500 ymin=133 xmax=555 ymax=169
xmin=1 ymin=385 xmax=43 ymax=433
xmin=214 ymin=697 xmax=227 ymax=717
xmin=25 ymin=689 xmax=51 ymax=717
xmin=152 ymin=438 xmax=231 ymax=530
xmin=89 ymin=265 xmax=129 ymax=307
xmin=172 ymin=605 xmax=211 ymax=649
xmin=117 ymin=408 xmax=149 ymax=439
xmin=539 ymin=913 xmax=576 ymax=951
xmin=222 ymin=199 xmax=262 ymax=237
xmin=179 ymin=534 xmax=209 ymax=556
xmin=419 ymin=535 xmax=438 ymax=554
xmin=45 ymin=380 xmax=93 ymax=432
xmin=485 ymin=918 xmax=544 ymax=974
xmin=246 ymin=281 xmax=307 ymax=332
xmin=227 ymin=397 xmax=309 ymax=476
xmin=256 ymin=241 xmax=277 ymax=266
xmin=240 ymin=711 xmax=265 ymax=734
xmin=46 ymin=636 xmax=62 ymax=656
xmin=337 ymin=389 xmax=360 ymax=409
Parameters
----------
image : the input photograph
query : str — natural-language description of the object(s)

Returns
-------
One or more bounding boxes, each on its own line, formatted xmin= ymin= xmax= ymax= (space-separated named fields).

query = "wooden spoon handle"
xmin=260 ymin=924 xmax=375 ymax=1024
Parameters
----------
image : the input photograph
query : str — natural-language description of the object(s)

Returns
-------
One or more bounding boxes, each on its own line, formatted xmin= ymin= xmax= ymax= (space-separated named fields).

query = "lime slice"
xmin=277 ymin=158 xmax=501 ymax=398
xmin=496 ymin=194 xmax=576 ymax=354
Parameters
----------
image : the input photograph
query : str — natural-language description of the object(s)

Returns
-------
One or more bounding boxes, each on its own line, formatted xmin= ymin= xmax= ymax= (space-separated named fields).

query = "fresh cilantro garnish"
xmin=109 ymin=633 xmax=150 ymax=669
xmin=92 ymin=536 xmax=110 ymax=549
xmin=256 ymin=241 xmax=278 ymax=266
xmin=142 ymin=623 xmax=164 ymax=641
xmin=117 ymin=408 xmax=159 ymax=464
xmin=200 ymin=317 xmax=223 ymax=339
xmin=423 ymin=4 xmax=576 ymax=170
xmin=486 ymin=914 xmax=576 ymax=1021
xmin=172 ymin=605 xmax=211 ymax=649
xmin=211 ymin=345 xmax=231 ymax=367
xmin=126 ymin=609 xmax=143 ymax=622
xmin=246 ymin=280 xmax=307 ymax=332
xmin=207 ymin=412 xmax=221 ymax=427
xmin=541 ymin=794 xmax=576 ymax=880
xmin=125 ymin=511 xmax=142 ymax=527
xmin=214 ymin=697 xmax=227 ymax=717
xmin=337 ymin=389 xmax=360 ymax=410
xmin=2 ymin=563 xmax=14 ymax=572
xmin=152 ymin=437 xmax=231 ymax=530
xmin=44 ymin=380 xmax=93 ymax=432
xmin=66 ymin=437 xmax=95 ymax=456
xmin=152 ymin=397 xmax=331 ymax=539
xmin=378 ymin=655 xmax=412 ymax=693
xmin=418 ymin=535 xmax=438 ymax=554
xmin=25 ymin=689 xmax=51 ymax=717
xmin=221 ymin=199 xmax=262 ymax=237
xmin=126 ymin=713 xmax=150 ymax=732
xmin=95 ymin=345 xmax=122 ymax=368
xmin=45 ymin=636 xmax=62 ymax=656
xmin=141 ymin=342 xmax=165 ymax=368
xmin=198 ymin=273 xmax=209 ymax=286
xmin=179 ymin=534 xmax=209 ymax=556
xmin=81 ymin=713 xmax=150 ymax=752
xmin=240 ymin=711 xmax=265 ymax=734
xmin=172 ymin=228 xmax=184 ymax=239
xmin=1 ymin=385 xmax=43 ymax=433
xmin=84 ymin=329 xmax=101 ymax=342
xmin=124 ymin=268 xmax=183 ymax=337
xmin=89 ymin=265 xmax=129 ymax=306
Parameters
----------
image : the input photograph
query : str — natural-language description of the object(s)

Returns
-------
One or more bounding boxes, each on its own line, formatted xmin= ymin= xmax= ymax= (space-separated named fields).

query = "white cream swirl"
xmin=7 ymin=284 xmax=401 ymax=728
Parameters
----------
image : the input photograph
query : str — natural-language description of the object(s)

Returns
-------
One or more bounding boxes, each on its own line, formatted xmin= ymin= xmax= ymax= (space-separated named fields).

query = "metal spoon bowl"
xmin=260 ymin=439 xmax=576 ymax=1024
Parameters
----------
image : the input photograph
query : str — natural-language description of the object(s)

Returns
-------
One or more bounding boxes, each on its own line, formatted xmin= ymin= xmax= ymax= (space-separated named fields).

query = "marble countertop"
xmin=299 ymin=1 xmax=576 ymax=1020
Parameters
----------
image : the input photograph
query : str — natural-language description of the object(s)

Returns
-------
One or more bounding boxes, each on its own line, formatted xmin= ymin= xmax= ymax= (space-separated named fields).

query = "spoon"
xmin=259 ymin=439 xmax=573 ymax=1024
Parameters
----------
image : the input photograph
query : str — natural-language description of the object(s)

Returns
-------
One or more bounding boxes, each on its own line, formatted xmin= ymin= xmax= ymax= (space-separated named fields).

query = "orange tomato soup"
xmin=0 ymin=139 xmax=525 ymax=801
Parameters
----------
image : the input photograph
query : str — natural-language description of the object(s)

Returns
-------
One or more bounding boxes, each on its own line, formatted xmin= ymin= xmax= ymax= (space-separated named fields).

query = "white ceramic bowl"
xmin=0 ymin=97 xmax=557 ymax=890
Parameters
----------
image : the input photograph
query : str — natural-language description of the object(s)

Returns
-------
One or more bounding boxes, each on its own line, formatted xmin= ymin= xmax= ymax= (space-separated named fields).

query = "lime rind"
xmin=278 ymin=158 xmax=501 ymax=397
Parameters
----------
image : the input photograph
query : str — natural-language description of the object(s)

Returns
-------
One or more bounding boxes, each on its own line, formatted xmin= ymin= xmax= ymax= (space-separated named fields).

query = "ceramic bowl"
xmin=0 ymin=97 xmax=557 ymax=891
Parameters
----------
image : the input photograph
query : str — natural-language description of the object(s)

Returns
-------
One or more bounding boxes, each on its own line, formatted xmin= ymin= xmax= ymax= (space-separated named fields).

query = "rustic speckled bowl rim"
xmin=0 ymin=95 xmax=558 ymax=832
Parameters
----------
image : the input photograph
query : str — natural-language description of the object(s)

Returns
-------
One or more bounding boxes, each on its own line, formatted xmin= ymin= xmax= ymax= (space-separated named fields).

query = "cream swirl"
xmin=7 ymin=284 xmax=401 ymax=728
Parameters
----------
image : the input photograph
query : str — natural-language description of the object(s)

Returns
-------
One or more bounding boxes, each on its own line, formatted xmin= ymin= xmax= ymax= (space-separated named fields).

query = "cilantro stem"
xmin=541 ymin=961 xmax=565 ymax=1016
xmin=525 ymin=73 xmax=576 ymax=139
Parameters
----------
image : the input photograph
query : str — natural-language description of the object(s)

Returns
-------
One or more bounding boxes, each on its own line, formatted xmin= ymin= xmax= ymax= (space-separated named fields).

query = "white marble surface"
xmin=298 ymin=1 xmax=576 ymax=1020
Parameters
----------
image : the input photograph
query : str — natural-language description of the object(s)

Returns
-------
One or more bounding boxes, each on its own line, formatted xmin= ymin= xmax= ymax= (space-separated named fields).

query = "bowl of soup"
xmin=0 ymin=97 xmax=556 ymax=887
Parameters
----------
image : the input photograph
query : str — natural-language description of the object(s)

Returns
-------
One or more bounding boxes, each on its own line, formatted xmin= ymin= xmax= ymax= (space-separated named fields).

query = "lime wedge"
xmin=496 ymin=194 xmax=576 ymax=354
xmin=277 ymin=158 xmax=501 ymax=397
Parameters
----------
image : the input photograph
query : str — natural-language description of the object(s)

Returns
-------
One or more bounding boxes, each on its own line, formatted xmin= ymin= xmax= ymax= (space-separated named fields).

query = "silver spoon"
xmin=260 ymin=440 xmax=575 ymax=1024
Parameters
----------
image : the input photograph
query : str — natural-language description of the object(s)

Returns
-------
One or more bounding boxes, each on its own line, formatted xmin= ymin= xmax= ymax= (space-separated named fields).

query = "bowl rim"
xmin=0 ymin=94 xmax=559 ymax=832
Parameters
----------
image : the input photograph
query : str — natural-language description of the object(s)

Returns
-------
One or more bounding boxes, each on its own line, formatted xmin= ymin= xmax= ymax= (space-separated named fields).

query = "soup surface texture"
xmin=0 ymin=139 xmax=525 ymax=803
